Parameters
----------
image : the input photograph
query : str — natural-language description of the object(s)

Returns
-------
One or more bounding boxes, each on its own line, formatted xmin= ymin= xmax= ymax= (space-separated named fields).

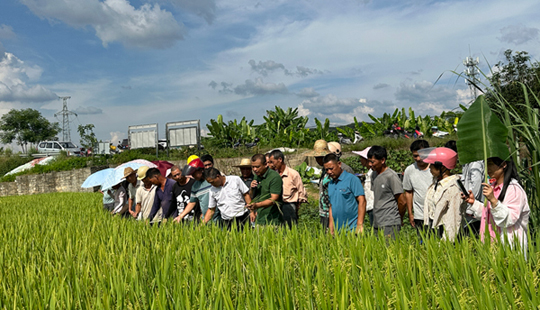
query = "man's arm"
xmin=356 ymin=195 xmax=366 ymax=233
xmin=173 ymin=201 xmax=197 ymax=223
xmin=395 ymin=193 xmax=406 ymax=220
xmin=203 ymin=208 xmax=216 ymax=223
xmin=247 ymin=193 xmax=280 ymax=210
xmin=243 ymin=192 xmax=252 ymax=205
xmin=329 ymin=205 xmax=335 ymax=235
xmin=128 ymin=198 xmax=136 ymax=217
xmin=135 ymin=202 xmax=142 ymax=217
xmin=147 ymin=194 xmax=160 ymax=222
xmin=404 ymin=191 xmax=415 ymax=227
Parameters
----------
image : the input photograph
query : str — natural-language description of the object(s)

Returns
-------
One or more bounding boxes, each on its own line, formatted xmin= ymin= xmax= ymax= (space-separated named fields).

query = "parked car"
xmin=37 ymin=141 xmax=81 ymax=156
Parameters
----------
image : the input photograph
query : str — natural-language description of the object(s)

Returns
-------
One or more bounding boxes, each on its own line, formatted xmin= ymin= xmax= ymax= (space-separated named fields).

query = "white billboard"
xmin=128 ymin=123 xmax=158 ymax=149
xmin=166 ymin=120 xmax=200 ymax=149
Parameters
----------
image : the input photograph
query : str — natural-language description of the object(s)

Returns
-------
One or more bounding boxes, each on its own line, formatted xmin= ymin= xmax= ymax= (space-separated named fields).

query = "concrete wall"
xmin=0 ymin=166 xmax=108 ymax=197
xmin=0 ymin=153 xmax=312 ymax=197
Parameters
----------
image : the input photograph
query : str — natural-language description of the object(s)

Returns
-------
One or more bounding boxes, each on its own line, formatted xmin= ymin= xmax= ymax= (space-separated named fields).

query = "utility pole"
xmin=463 ymin=56 xmax=480 ymax=101
xmin=54 ymin=96 xmax=77 ymax=142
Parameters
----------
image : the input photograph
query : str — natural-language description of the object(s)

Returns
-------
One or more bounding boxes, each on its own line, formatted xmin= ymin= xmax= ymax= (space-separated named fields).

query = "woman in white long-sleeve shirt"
xmin=111 ymin=182 xmax=128 ymax=215
xmin=463 ymin=157 xmax=530 ymax=254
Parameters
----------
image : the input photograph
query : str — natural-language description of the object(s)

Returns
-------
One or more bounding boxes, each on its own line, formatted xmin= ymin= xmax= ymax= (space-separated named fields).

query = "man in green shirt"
xmin=247 ymin=154 xmax=283 ymax=225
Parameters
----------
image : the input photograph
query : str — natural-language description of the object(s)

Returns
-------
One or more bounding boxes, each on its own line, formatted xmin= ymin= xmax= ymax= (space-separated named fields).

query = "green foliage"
xmin=487 ymin=49 xmax=540 ymax=119
xmin=457 ymin=95 xmax=510 ymax=166
xmin=0 ymin=108 xmax=60 ymax=153
xmin=206 ymin=115 xmax=256 ymax=148
xmin=1 ymin=193 xmax=539 ymax=308
xmin=360 ymin=108 xmax=459 ymax=139
xmin=107 ymin=149 xmax=157 ymax=165
xmin=341 ymin=156 xmax=366 ymax=174
xmin=294 ymin=162 xmax=319 ymax=184
xmin=0 ymin=154 xmax=29 ymax=177
xmin=258 ymin=106 xmax=310 ymax=147
xmin=77 ymin=124 xmax=98 ymax=150
xmin=313 ymin=118 xmax=337 ymax=141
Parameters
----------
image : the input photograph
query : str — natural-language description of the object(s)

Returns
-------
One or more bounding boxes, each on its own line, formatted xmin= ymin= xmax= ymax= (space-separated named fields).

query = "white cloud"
xmin=394 ymin=80 xmax=460 ymax=109
xmin=498 ymin=24 xmax=539 ymax=45
xmin=298 ymin=94 xmax=375 ymax=124
xmin=296 ymin=87 xmax=319 ymax=98
xmin=73 ymin=106 xmax=103 ymax=115
xmin=248 ymin=59 xmax=285 ymax=76
xmin=109 ymin=131 xmax=125 ymax=144
xmin=166 ymin=0 xmax=216 ymax=24
xmin=234 ymin=78 xmax=288 ymax=96
xmin=0 ymin=25 xmax=15 ymax=39
xmin=20 ymin=0 xmax=184 ymax=49
xmin=0 ymin=52 xmax=57 ymax=103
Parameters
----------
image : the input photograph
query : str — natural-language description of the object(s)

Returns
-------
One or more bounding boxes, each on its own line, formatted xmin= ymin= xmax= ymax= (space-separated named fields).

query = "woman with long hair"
xmin=421 ymin=147 xmax=467 ymax=241
xmin=463 ymin=157 xmax=530 ymax=253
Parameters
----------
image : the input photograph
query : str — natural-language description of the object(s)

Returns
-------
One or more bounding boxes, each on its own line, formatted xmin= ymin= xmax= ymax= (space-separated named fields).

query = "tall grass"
xmin=1 ymin=193 xmax=538 ymax=309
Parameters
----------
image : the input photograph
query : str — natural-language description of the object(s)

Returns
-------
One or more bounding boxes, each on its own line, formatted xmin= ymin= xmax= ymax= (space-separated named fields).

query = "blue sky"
xmin=1 ymin=0 xmax=539 ymax=148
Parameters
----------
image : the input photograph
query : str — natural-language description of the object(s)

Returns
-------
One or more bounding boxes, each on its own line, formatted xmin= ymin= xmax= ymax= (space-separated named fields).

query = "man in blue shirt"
xmin=147 ymin=168 xmax=177 ymax=223
xmin=323 ymin=153 xmax=366 ymax=233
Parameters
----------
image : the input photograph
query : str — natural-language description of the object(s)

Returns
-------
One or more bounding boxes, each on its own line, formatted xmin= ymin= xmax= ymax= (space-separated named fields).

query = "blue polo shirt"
xmin=328 ymin=170 xmax=364 ymax=231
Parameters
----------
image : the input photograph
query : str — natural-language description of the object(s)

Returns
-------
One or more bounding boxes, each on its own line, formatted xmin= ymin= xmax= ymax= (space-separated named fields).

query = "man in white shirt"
xmin=204 ymin=167 xmax=252 ymax=230
xmin=402 ymin=140 xmax=432 ymax=240
xmin=134 ymin=166 xmax=161 ymax=222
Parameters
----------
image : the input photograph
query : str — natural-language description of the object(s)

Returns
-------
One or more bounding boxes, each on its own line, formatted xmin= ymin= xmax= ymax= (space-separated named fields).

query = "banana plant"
xmin=457 ymin=95 xmax=509 ymax=175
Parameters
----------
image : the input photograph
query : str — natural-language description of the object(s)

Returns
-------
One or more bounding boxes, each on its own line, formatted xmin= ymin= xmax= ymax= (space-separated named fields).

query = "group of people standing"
xmin=312 ymin=138 xmax=530 ymax=255
xmin=100 ymin=138 xmax=530 ymax=255
xmin=101 ymin=152 xmax=307 ymax=230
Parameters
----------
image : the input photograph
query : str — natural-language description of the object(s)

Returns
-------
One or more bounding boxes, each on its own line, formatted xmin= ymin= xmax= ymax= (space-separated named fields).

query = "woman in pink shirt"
xmin=464 ymin=157 xmax=530 ymax=254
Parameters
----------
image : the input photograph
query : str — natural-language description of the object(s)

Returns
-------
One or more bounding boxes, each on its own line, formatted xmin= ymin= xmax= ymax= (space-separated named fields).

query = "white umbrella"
xmin=100 ymin=160 xmax=157 ymax=190
xmin=81 ymin=168 xmax=114 ymax=188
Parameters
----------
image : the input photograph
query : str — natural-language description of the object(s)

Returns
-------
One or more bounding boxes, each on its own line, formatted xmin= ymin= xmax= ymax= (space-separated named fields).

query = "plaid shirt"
xmin=319 ymin=173 xmax=331 ymax=217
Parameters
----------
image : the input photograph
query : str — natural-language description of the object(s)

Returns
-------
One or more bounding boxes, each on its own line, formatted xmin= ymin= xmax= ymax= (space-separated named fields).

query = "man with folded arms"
xmin=268 ymin=149 xmax=307 ymax=228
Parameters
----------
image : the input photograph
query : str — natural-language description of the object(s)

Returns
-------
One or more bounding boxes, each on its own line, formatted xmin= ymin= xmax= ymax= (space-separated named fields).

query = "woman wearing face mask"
xmin=463 ymin=157 xmax=530 ymax=253
xmin=420 ymin=147 xmax=467 ymax=241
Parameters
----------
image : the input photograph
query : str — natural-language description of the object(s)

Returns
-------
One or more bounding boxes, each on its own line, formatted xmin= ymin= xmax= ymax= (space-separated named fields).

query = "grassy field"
xmin=1 ymin=192 xmax=539 ymax=309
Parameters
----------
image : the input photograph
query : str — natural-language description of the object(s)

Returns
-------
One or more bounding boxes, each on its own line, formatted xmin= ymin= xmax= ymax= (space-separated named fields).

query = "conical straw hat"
xmin=234 ymin=158 xmax=252 ymax=168
xmin=305 ymin=140 xmax=331 ymax=157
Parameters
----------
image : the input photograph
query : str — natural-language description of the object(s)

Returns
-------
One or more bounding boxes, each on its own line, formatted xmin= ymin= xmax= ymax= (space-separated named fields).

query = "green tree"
xmin=77 ymin=124 xmax=98 ymax=151
xmin=0 ymin=109 xmax=60 ymax=153
xmin=487 ymin=49 xmax=540 ymax=118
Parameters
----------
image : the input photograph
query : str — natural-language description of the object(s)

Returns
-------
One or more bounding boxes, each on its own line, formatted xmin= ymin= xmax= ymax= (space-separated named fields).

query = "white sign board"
xmin=128 ymin=123 xmax=158 ymax=149
xmin=166 ymin=120 xmax=200 ymax=149
xmin=169 ymin=127 xmax=197 ymax=146
xmin=97 ymin=142 xmax=110 ymax=155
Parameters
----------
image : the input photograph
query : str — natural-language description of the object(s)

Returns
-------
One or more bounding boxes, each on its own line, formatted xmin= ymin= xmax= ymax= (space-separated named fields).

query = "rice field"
xmin=0 ymin=192 xmax=539 ymax=309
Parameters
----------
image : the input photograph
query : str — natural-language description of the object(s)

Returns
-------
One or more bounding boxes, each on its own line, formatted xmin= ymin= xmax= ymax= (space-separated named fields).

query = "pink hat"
xmin=418 ymin=147 xmax=457 ymax=170
xmin=352 ymin=147 xmax=371 ymax=159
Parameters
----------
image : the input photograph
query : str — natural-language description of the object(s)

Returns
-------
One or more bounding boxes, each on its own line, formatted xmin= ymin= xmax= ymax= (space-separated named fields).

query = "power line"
xmin=54 ymin=96 xmax=77 ymax=142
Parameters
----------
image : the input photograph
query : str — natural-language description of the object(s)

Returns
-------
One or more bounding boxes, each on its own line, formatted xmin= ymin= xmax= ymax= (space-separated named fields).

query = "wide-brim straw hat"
xmin=123 ymin=167 xmax=137 ymax=179
xmin=234 ymin=158 xmax=252 ymax=168
xmin=305 ymin=139 xmax=331 ymax=157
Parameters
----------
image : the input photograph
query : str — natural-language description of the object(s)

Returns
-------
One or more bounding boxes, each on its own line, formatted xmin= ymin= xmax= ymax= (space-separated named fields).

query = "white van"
xmin=37 ymin=141 xmax=81 ymax=156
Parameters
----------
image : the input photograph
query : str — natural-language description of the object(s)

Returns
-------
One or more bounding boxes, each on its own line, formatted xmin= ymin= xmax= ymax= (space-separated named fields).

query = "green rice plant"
xmin=0 ymin=192 xmax=539 ymax=309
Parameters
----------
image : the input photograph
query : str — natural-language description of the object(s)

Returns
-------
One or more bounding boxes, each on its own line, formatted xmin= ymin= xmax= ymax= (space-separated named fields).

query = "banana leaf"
xmin=456 ymin=95 xmax=509 ymax=166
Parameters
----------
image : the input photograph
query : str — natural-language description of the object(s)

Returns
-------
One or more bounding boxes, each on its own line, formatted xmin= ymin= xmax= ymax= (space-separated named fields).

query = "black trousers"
xmin=220 ymin=212 xmax=249 ymax=231
xmin=281 ymin=202 xmax=298 ymax=229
